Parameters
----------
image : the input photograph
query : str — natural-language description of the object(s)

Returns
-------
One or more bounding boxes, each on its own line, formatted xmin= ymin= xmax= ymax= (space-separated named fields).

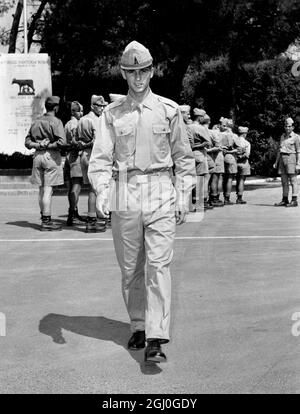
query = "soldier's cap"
xmin=91 ymin=95 xmax=108 ymax=106
xmin=219 ymin=116 xmax=228 ymax=124
xmin=71 ymin=101 xmax=83 ymax=112
xmin=120 ymin=41 xmax=153 ymax=70
xmin=227 ymin=118 xmax=234 ymax=128
xmin=109 ymin=93 xmax=126 ymax=102
xmin=285 ymin=117 xmax=294 ymax=125
xmin=45 ymin=96 xmax=60 ymax=106
xmin=179 ymin=105 xmax=191 ymax=113
xmin=193 ymin=108 xmax=206 ymax=117
xmin=238 ymin=126 xmax=249 ymax=134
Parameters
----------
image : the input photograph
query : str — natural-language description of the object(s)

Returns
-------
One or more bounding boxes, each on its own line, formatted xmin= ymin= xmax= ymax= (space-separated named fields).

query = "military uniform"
xmin=26 ymin=113 xmax=65 ymax=187
xmin=88 ymin=41 xmax=196 ymax=361
xmin=234 ymin=126 xmax=251 ymax=204
xmin=77 ymin=110 xmax=99 ymax=184
xmin=274 ymin=118 xmax=300 ymax=207
xmin=234 ymin=129 xmax=251 ymax=177
xmin=64 ymin=115 xmax=83 ymax=180
xmin=77 ymin=95 xmax=108 ymax=232
xmin=25 ymin=96 xmax=66 ymax=231
xmin=188 ymin=118 xmax=211 ymax=210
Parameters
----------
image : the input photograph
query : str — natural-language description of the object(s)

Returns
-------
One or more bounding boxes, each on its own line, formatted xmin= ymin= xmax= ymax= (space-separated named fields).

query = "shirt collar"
xmin=126 ymin=89 xmax=156 ymax=111
xmin=88 ymin=110 xmax=99 ymax=119
xmin=285 ymin=131 xmax=294 ymax=138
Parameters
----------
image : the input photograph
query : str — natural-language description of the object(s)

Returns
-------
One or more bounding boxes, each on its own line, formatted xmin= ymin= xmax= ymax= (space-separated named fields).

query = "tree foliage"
xmin=182 ymin=55 xmax=300 ymax=174
xmin=0 ymin=0 xmax=15 ymax=16
xmin=2 ymin=0 xmax=300 ymax=175
xmin=39 ymin=0 xmax=300 ymax=105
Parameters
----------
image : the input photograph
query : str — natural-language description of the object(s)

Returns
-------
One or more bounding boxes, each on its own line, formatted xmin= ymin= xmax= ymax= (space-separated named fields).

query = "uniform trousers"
xmin=111 ymin=173 xmax=176 ymax=342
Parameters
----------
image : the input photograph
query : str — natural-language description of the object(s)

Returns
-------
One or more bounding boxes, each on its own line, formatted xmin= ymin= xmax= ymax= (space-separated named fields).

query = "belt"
xmin=280 ymin=152 xmax=294 ymax=156
xmin=116 ymin=169 xmax=172 ymax=183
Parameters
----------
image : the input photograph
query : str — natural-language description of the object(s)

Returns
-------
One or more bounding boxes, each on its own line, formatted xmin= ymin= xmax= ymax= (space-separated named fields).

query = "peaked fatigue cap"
xmin=285 ymin=117 xmax=294 ymax=125
xmin=219 ymin=116 xmax=228 ymax=124
xmin=238 ymin=126 xmax=249 ymax=134
xmin=91 ymin=95 xmax=108 ymax=106
xmin=120 ymin=41 xmax=153 ymax=70
xmin=227 ymin=118 xmax=234 ymax=128
xmin=45 ymin=96 xmax=60 ymax=105
xmin=193 ymin=108 xmax=206 ymax=117
xmin=71 ymin=101 xmax=83 ymax=112
xmin=179 ymin=104 xmax=191 ymax=113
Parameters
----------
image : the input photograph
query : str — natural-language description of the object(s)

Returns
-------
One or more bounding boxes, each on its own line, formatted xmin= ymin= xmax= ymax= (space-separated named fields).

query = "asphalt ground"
xmin=0 ymin=181 xmax=300 ymax=394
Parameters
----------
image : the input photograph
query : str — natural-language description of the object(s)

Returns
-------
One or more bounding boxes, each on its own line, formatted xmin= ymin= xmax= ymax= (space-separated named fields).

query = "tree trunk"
xmin=8 ymin=0 xmax=23 ymax=53
xmin=228 ymin=51 xmax=239 ymax=122
xmin=28 ymin=0 xmax=48 ymax=50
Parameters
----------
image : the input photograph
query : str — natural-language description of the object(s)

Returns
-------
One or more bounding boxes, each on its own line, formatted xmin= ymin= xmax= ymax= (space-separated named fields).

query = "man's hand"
xmin=39 ymin=138 xmax=50 ymax=149
xmin=175 ymin=209 xmax=187 ymax=225
xmin=273 ymin=162 xmax=278 ymax=169
xmin=236 ymin=147 xmax=245 ymax=155
xmin=77 ymin=141 xmax=86 ymax=150
xmin=96 ymin=190 xmax=110 ymax=219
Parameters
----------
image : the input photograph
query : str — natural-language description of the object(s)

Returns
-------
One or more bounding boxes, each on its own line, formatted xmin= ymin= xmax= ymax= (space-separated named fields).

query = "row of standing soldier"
xmin=180 ymin=107 xmax=300 ymax=209
xmin=180 ymin=105 xmax=251 ymax=210
xmin=24 ymin=96 xmax=300 ymax=234
xmin=25 ymin=94 xmax=117 ymax=232
xmin=24 ymin=96 xmax=300 ymax=233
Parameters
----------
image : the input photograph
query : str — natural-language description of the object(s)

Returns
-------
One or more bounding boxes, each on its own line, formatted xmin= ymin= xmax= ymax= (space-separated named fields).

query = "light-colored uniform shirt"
xmin=184 ymin=121 xmax=194 ymax=148
xmin=65 ymin=116 xmax=79 ymax=145
xmin=279 ymin=131 xmax=300 ymax=154
xmin=25 ymin=113 xmax=66 ymax=150
xmin=77 ymin=111 xmax=99 ymax=146
xmin=88 ymin=90 xmax=196 ymax=200
xmin=234 ymin=135 xmax=251 ymax=158
xmin=189 ymin=122 xmax=210 ymax=151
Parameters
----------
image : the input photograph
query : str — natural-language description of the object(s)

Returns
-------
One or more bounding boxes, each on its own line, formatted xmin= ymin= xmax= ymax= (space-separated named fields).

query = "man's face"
xmin=92 ymin=103 xmax=106 ymax=117
xmin=182 ymin=111 xmax=191 ymax=123
xmin=121 ymin=66 xmax=154 ymax=95
xmin=73 ymin=110 xmax=83 ymax=120
xmin=285 ymin=123 xmax=294 ymax=134
xmin=219 ymin=121 xmax=227 ymax=132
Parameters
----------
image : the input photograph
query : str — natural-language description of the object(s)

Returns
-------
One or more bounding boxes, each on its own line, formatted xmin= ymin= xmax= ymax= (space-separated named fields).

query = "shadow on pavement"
xmin=6 ymin=221 xmax=41 ymax=231
xmin=251 ymin=203 xmax=277 ymax=207
xmin=39 ymin=313 xmax=162 ymax=375
xmin=6 ymin=220 xmax=88 ymax=232
xmin=244 ymin=183 xmax=281 ymax=191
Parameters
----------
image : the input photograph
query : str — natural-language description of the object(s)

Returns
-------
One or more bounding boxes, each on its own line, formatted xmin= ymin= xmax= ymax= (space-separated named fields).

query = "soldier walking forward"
xmin=88 ymin=41 xmax=196 ymax=363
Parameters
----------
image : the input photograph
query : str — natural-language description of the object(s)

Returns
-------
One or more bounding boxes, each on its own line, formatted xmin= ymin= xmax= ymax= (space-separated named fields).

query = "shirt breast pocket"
xmin=115 ymin=125 xmax=134 ymax=161
xmin=152 ymin=123 xmax=170 ymax=155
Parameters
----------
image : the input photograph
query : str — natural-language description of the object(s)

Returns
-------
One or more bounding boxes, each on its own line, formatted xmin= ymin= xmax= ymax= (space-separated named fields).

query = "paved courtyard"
xmin=0 ymin=181 xmax=300 ymax=393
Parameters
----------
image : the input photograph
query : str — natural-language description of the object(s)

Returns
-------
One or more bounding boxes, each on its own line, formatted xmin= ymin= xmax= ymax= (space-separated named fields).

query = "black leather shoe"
xmin=286 ymin=200 xmax=298 ymax=207
xmin=236 ymin=198 xmax=247 ymax=204
xmin=41 ymin=220 xmax=62 ymax=231
xmin=144 ymin=340 xmax=167 ymax=363
xmin=128 ymin=330 xmax=146 ymax=350
xmin=274 ymin=200 xmax=288 ymax=206
xmin=85 ymin=218 xmax=106 ymax=233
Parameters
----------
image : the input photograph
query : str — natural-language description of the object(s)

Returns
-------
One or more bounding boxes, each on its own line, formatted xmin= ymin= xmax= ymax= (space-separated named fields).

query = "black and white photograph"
xmin=0 ymin=0 xmax=300 ymax=397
